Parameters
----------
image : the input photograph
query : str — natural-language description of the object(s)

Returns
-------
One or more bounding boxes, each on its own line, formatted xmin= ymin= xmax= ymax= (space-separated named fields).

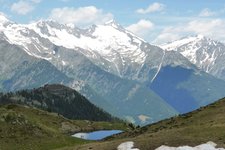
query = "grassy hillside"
xmin=0 ymin=84 xmax=119 ymax=122
xmin=0 ymin=104 xmax=129 ymax=150
xmin=71 ymin=97 xmax=225 ymax=150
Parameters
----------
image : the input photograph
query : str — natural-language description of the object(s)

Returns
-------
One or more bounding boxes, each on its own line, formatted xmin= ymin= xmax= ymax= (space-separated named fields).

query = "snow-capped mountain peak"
xmin=104 ymin=19 xmax=123 ymax=29
xmin=161 ymin=34 xmax=206 ymax=51
xmin=161 ymin=35 xmax=225 ymax=80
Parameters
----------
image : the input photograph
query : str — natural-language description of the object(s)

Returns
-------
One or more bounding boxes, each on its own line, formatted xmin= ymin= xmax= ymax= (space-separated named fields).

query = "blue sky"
xmin=1 ymin=0 xmax=225 ymax=44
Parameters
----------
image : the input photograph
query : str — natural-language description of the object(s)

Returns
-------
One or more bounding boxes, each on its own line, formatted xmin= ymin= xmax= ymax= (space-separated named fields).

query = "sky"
xmin=0 ymin=0 xmax=225 ymax=44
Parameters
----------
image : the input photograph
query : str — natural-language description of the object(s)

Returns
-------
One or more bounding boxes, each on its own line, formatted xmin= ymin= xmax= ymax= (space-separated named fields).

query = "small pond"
xmin=72 ymin=130 xmax=123 ymax=140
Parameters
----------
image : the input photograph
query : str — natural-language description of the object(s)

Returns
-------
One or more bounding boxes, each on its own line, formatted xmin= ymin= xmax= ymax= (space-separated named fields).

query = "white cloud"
xmin=49 ymin=6 xmax=113 ymax=26
xmin=186 ymin=19 xmax=224 ymax=34
xmin=11 ymin=0 xmax=41 ymax=15
xmin=136 ymin=2 xmax=165 ymax=14
xmin=126 ymin=19 xmax=154 ymax=38
xmin=199 ymin=8 xmax=216 ymax=17
xmin=154 ymin=32 xmax=181 ymax=44
xmin=154 ymin=18 xmax=225 ymax=44
xmin=11 ymin=1 xmax=33 ymax=15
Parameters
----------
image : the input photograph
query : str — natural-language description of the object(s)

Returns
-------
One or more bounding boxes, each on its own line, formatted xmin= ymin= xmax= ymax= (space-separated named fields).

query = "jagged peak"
xmin=161 ymin=34 xmax=223 ymax=51
xmin=0 ymin=12 xmax=12 ymax=25
xmin=104 ymin=19 xmax=124 ymax=29
xmin=33 ymin=19 xmax=59 ymax=26
xmin=105 ymin=19 xmax=117 ymax=25
xmin=182 ymin=34 xmax=222 ymax=44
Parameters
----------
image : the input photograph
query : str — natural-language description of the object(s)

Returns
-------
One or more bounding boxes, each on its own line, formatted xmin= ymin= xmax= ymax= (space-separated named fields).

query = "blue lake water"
xmin=72 ymin=130 xmax=123 ymax=140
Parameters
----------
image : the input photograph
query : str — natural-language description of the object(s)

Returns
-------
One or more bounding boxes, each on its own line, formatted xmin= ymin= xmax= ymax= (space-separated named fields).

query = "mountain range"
xmin=1 ymin=14 xmax=225 ymax=125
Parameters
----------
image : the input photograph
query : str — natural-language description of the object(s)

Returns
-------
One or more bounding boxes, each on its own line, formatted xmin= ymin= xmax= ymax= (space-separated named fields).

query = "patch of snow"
xmin=155 ymin=141 xmax=225 ymax=150
xmin=2 ymin=24 xmax=32 ymax=49
xmin=72 ymin=133 xmax=88 ymax=139
xmin=138 ymin=115 xmax=150 ymax=123
xmin=69 ymin=80 xmax=86 ymax=92
xmin=151 ymin=50 xmax=165 ymax=83
xmin=126 ymin=84 xmax=141 ymax=100
xmin=28 ymin=52 xmax=52 ymax=61
xmin=117 ymin=141 xmax=140 ymax=150
xmin=62 ymin=60 xmax=66 ymax=66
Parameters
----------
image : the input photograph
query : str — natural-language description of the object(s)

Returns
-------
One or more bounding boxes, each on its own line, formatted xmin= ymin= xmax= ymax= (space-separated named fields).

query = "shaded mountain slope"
xmin=0 ymin=39 xmax=72 ymax=91
xmin=149 ymin=64 xmax=225 ymax=113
